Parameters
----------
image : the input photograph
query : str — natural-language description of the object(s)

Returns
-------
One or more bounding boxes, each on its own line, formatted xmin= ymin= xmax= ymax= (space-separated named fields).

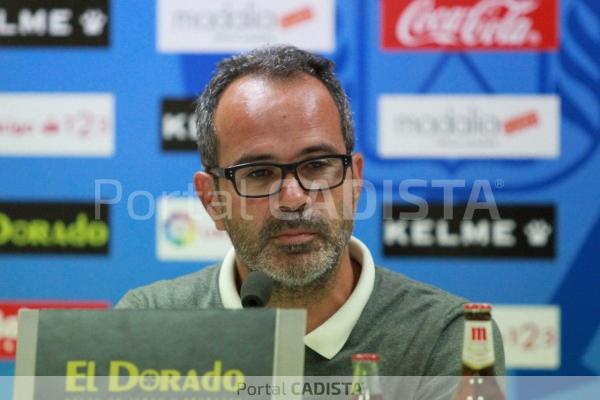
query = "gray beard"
xmin=226 ymin=211 xmax=353 ymax=304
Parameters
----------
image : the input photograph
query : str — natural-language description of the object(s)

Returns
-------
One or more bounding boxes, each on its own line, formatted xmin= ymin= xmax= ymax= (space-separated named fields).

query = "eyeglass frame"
xmin=207 ymin=153 xmax=354 ymax=198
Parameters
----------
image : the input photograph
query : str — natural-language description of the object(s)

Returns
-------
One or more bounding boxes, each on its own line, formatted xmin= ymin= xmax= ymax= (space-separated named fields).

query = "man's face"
xmin=204 ymin=74 xmax=363 ymax=288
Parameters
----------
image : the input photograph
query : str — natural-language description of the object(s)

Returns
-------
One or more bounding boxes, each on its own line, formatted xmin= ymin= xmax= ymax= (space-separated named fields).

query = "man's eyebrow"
xmin=231 ymin=153 xmax=276 ymax=166
xmin=230 ymin=144 xmax=344 ymax=166
xmin=294 ymin=144 xmax=343 ymax=158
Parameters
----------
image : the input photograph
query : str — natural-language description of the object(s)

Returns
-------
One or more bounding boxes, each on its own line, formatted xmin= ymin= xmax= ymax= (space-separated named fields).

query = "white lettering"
xmin=49 ymin=9 xmax=72 ymax=36
xmin=461 ymin=220 xmax=490 ymax=246
xmin=412 ymin=219 xmax=435 ymax=246
xmin=436 ymin=220 xmax=460 ymax=246
xmin=383 ymin=220 xmax=410 ymax=246
xmin=493 ymin=219 xmax=516 ymax=247
xmin=0 ymin=10 xmax=17 ymax=36
xmin=0 ymin=310 xmax=18 ymax=339
xmin=395 ymin=0 xmax=542 ymax=48
xmin=18 ymin=9 xmax=46 ymax=36
xmin=163 ymin=113 xmax=195 ymax=140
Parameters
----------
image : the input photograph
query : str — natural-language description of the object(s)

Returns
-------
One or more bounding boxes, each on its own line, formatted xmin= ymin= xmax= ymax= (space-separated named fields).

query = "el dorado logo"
xmin=65 ymin=360 xmax=245 ymax=393
xmin=0 ymin=202 xmax=109 ymax=254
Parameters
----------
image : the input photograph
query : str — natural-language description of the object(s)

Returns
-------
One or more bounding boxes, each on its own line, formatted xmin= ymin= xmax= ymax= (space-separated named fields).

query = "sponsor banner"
xmin=493 ymin=305 xmax=560 ymax=369
xmin=161 ymin=98 xmax=197 ymax=152
xmin=0 ymin=0 xmax=109 ymax=47
xmin=0 ymin=93 xmax=114 ymax=157
xmin=157 ymin=0 xmax=335 ymax=53
xmin=381 ymin=0 xmax=558 ymax=51
xmin=157 ymin=197 xmax=231 ymax=261
xmin=378 ymin=95 xmax=559 ymax=158
xmin=0 ymin=301 xmax=109 ymax=360
xmin=0 ymin=202 xmax=110 ymax=255
xmin=383 ymin=204 xmax=555 ymax=258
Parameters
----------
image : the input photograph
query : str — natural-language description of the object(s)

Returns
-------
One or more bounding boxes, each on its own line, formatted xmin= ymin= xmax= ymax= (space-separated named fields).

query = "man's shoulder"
xmin=370 ymin=266 xmax=467 ymax=332
xmin=115 ymin=264 xmax=222 ymax=309
xmin=372 ymin=266 xmax=467 ymax=321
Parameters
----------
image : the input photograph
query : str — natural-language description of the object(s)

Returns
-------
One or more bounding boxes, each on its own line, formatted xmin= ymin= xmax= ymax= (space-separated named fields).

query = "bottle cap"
xmin=463 ymin=303 xmax=492 ymax=311
xmin=352 ymin=353 xmax=380 ymax=362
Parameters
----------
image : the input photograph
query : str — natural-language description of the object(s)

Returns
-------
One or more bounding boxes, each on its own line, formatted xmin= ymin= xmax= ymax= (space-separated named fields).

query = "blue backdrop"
xmin=0 ymin=0 xmax=598 ymax=378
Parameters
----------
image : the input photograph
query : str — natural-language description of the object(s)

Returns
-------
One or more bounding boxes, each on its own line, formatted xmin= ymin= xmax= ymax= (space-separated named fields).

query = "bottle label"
xmin=462 ymin=320 xmax=495 ymax=370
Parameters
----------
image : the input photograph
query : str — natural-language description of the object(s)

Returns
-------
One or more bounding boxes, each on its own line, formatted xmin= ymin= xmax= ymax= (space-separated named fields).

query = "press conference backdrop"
xmin=0 ymin=0 xmax=598 ymax=379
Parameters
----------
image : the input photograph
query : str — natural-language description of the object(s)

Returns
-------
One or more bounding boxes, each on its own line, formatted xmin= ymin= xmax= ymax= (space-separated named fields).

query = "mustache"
xmin=258 ymin=213 xmax=331 ymax=245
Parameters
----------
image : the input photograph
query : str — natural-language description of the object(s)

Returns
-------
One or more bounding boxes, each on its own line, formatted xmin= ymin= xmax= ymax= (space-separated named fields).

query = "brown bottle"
xmin=452 ymin=303 xmax=505 ymax=400
xmin=351 ymin=353 xmax=384 ymax=400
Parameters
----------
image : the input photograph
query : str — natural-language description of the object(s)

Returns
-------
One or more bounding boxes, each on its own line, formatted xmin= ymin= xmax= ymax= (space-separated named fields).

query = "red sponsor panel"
xmin=382 ymin=0 xmax=558 ymax=50
xmin=0 ymin=301 xmax=109 ymax=360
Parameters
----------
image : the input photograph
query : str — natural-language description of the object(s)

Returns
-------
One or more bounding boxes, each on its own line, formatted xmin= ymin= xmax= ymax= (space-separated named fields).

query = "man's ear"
xmin=194 ymin=171 xmax=226 ymax=231
xmin=351 ymin=152 xmax=364 ymax=205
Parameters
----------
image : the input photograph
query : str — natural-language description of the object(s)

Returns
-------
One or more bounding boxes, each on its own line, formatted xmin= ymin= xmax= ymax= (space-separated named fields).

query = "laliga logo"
xmin=79 ymin=9 xmax=107 ymax=37
xmin=164 ymin=213 xmax=196 ymax=247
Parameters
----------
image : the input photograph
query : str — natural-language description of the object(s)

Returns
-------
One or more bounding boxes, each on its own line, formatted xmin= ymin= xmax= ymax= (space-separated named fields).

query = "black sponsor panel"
xmin=0 ymin=201 xmax=109 ymax=254
xmin=161 ymin=98 xmax=197 ymax=151
xmin=383 ymin=204 xmax=555 ymax=258
xmin=0 ymin=0 xmax=109 ymax=47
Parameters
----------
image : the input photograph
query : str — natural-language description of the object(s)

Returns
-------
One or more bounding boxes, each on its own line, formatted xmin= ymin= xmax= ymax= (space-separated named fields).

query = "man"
xmin=117 ymin=46 xmax=504 ymax=377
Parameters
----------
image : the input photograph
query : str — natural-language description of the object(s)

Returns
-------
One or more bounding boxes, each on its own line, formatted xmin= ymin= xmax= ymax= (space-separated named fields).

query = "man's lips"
xmin=272 ymin=230 xmax=317 ymax=245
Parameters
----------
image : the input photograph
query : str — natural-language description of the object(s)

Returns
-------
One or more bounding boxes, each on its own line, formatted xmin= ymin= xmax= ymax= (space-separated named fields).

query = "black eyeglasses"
xmin=208 ymin=154 xmax=353 ymax=198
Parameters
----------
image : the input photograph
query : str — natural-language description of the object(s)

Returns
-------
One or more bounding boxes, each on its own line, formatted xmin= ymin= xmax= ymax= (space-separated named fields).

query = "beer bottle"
xmin=351 ymin=353 xmax=384 ymax=400
xmin=452 ymin=303 xmax=505 ymax=400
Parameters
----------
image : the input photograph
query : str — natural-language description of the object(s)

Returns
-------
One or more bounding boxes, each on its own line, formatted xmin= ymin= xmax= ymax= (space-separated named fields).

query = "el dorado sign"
xmin=14 ymin=309 xmax=305 ymax=399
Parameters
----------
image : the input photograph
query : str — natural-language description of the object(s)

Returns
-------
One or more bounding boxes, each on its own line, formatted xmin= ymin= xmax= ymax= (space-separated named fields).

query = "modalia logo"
xmin=378 ymin=95 xmax=559 ymax=158
xmin=383 ymin=204 xmax=555 ymax=258
xmin=0 ymin=0 xmax=109 ymax=46
xmin=161 ymin=98 xmax=197 ymax=152
xmin=381 ymin=0 xmax=558 ymax=50
xmin=0 ymin=301 xmax=108 ymax=360
xmin=157 ymin=197 xmax=231 ymax=261
xmin=0 ymin=93 xmax=114 ymax=157
xmin=157 ymin=0 xmax=335 ymax=53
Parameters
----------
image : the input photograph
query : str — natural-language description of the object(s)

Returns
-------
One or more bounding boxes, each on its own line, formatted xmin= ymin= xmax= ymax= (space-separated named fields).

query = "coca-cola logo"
xmin=382 ymin=0 xmax=558 ymax=50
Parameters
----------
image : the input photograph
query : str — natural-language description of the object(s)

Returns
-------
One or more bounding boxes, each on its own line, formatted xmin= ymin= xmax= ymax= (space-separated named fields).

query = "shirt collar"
xmin=218 ymin=236 xmax=375 ymax=359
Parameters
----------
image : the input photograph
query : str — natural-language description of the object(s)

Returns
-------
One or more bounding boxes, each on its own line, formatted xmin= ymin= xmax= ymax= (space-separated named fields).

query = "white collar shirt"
xmin=218 ymin=236 xmax=375 ymax=359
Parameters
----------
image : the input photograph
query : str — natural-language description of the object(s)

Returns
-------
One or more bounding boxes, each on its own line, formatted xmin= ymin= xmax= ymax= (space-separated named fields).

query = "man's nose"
xmin=277 ymin=174 xmax=311 ymax=211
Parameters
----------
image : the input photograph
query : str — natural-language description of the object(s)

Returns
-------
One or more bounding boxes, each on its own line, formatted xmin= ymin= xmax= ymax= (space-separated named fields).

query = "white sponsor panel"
xmin=0 ymin=93 xmax=114 ymax=157
xmin=378 ymin=95 xmax=559 ymax=158
xmin=493 ymin=305 xmax=560 ymax=369
xmin=157 ymin=197 xmax=231 ymax=261
xmin=157 ymin=0 xmax=335 ymax=53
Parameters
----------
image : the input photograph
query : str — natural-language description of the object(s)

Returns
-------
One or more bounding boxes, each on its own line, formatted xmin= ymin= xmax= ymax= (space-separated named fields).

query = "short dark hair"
xmin=195 ymin=45 xmax=355 ymax=168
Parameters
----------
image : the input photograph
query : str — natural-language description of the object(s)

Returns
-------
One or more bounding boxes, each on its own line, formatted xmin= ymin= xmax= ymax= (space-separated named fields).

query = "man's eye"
xmin=246 ymin=168 xmax=273 ymax=179
xmin=306 ymin=160 xmax=329 ymax=169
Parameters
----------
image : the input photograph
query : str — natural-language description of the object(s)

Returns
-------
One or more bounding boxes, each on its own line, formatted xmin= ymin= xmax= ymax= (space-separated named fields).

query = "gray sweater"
xmin=116 ymin=265 xmax=505 ymax=379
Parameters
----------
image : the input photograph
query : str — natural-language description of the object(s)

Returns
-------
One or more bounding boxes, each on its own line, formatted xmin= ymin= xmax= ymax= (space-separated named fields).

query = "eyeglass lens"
xmin=234 ymin=157 xmax=345 ymax=196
